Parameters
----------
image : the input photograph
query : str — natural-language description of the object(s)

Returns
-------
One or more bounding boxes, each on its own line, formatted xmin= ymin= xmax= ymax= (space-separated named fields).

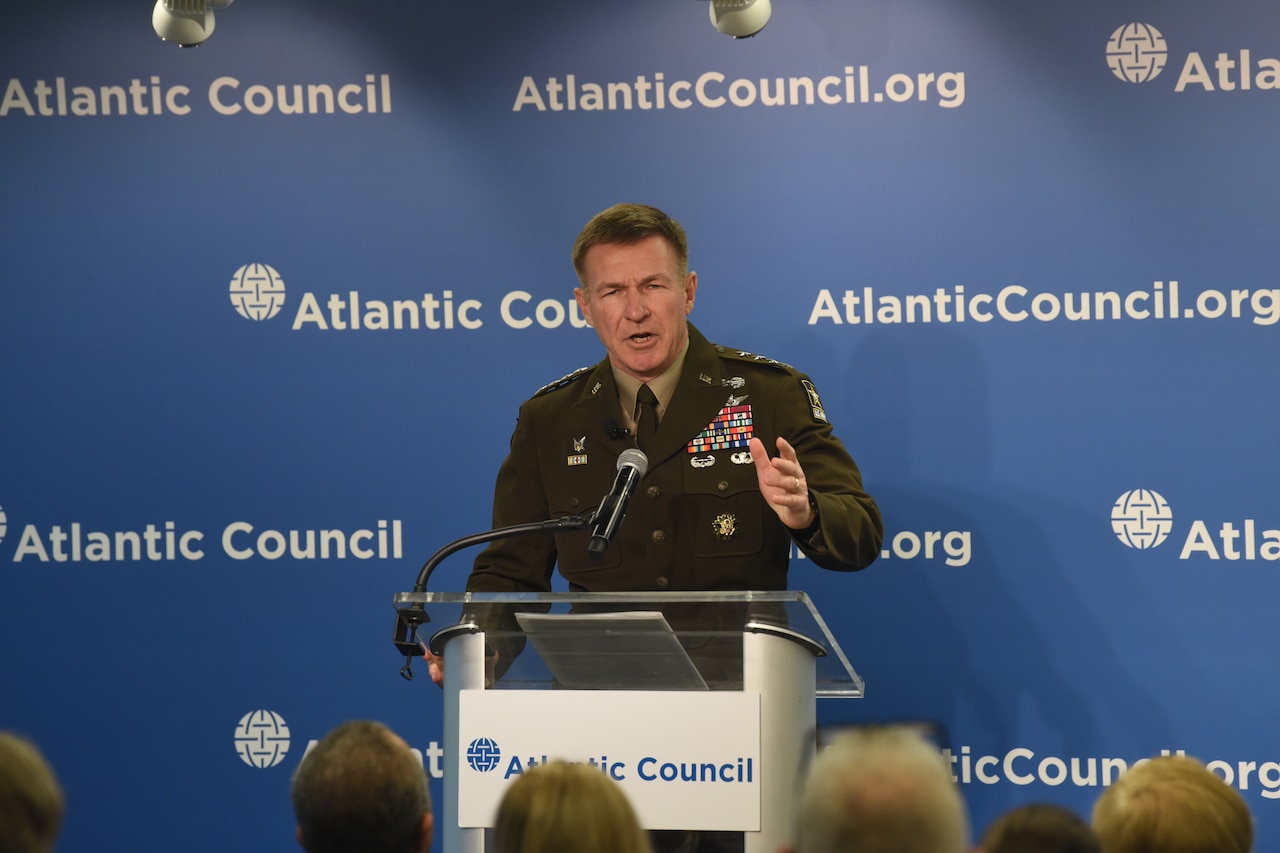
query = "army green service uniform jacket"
xmin=465 ymin=323 xmax=882 ymax=595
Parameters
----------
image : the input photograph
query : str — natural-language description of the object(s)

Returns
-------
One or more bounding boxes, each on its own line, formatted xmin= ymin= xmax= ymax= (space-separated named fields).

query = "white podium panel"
xmin=457 ymin=689 xmax=761 ymax=831
xmin=394 ymin=590 xmax=864 ymax=853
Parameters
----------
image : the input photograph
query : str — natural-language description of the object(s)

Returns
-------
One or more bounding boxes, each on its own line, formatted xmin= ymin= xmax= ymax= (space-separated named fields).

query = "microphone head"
xmin=617 ymin=448 xmax=649 ymax=477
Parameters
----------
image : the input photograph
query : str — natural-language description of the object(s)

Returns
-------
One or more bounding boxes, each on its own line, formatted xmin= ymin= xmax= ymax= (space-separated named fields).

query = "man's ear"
xmin=417 ymin=812 xmax=435 ymax=853
xmin=295 ymin=826 xmax=306 ymax=850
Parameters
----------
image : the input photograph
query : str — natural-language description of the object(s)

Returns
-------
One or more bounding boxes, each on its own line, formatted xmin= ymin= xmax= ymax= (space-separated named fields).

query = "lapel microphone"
xmin=603 ymin=418 xmax=634 ymax=443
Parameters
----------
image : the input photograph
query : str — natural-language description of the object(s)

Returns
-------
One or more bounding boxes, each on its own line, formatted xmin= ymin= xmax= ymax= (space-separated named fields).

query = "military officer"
xmin=428 ymin=202 xmax=882 ymax=853
xmin=461 ymin=202 xmax=881 ymax=595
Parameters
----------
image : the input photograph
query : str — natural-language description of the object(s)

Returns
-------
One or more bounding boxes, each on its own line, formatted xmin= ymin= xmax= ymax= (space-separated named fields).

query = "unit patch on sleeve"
xmin=801 ymin=379 xmax=829 ymax=423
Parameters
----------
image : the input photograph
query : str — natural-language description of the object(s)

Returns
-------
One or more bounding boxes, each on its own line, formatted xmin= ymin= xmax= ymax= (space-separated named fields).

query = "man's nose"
xmin=624 ymin=290 xmax=649 ymax=319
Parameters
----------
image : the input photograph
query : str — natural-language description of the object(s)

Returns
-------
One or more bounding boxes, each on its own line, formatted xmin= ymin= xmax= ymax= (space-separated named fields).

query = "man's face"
xmin=574 ymin=234 xmax=697 ymax=383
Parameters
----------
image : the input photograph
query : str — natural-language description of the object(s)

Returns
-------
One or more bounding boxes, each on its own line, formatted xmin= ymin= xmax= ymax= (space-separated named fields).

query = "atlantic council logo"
xmin=0 ymin=505 xmax=7 ymax=546
xmin=234 ymin=710 xmax=291 ymax=768
xmin=230 ymin=263 xmax=287 ymax=321
xmin=466 ymin=737 xmax=502 ymax=773
xmin=1106 ymin=23 xmax=1168 ymax=84
xmin=1111 ymin=489 xmax=1173 ymax=549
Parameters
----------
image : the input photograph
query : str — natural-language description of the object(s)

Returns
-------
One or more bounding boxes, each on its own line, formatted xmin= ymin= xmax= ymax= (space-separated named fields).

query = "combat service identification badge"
xmin=801 ymin=379 xmax=828 ymax=423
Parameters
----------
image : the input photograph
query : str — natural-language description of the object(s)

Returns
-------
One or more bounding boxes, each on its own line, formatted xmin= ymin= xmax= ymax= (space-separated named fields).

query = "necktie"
xmin=634 ymin=384 xmax=659 ymax=452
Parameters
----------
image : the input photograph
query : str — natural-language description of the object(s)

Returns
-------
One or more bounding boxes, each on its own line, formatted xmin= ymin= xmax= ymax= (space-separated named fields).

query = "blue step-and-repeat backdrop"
xmin=3 ymin=0 xmax=1279 ymax=849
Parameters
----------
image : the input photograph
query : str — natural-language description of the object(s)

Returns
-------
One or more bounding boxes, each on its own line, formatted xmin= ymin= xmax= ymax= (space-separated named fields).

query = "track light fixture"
xmin=153 ymin=0 xmax=234 ymax=47
xmin=709 ymin=0 xmax=771 ymax=38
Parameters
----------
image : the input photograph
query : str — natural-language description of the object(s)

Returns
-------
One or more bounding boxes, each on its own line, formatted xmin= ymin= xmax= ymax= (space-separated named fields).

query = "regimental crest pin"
xmin=713 ymin=513 xmax=737 ymax=541
xmin=567 ymin=435 xmax=588 ymax=466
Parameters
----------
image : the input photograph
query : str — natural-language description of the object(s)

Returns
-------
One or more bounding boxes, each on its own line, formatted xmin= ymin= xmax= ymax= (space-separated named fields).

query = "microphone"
xmin=587 ymin=448 xmax=648 ymax=558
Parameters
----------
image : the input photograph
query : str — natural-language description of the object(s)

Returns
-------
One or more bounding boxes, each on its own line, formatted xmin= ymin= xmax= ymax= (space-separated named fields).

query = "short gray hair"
xmin=793 ymin=726 xmax=970 ymax=853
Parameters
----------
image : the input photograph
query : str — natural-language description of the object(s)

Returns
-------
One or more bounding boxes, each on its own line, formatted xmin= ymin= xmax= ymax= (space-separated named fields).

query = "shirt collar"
xmin=613 ymin=339 xmax=689 ymax=428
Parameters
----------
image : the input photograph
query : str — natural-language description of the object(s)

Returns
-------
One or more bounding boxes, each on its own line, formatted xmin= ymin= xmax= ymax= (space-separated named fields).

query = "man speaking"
xmin=429 ymin=203 xmax=883 ymax=851
xmin=458 ymin=202 xmax=881 ymax=597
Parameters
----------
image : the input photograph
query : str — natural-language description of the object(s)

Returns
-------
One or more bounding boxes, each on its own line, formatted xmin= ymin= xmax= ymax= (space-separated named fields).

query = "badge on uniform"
xmin=713 ymin=513 xmax=737 ymax=541
xmin=567 ymin=435 xmax=588 ymax=466
xmin=801 ymin=379 xmax=828 ymax=423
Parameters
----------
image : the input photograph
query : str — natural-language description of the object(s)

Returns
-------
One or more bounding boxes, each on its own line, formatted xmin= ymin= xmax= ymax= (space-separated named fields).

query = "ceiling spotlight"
xmin=709 ymin=0 xmax=771 ymax=38
xmin=153 ymin=0 xmax=234 ymax=48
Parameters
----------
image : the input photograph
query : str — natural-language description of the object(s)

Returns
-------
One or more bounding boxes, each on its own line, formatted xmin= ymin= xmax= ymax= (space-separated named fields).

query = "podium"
xmin=393 ymin=590 xmax=863 ymax=853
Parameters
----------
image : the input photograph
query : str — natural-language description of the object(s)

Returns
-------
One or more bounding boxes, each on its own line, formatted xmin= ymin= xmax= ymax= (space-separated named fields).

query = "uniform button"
xmin=717 ymin=480 xmax=729 ymax=492
xmin=569 ymin=497 xmax=580 ymax=509
xmin=655 ymin=576 xmax=670 ymax=588
xmin=646 ymin=485 xmax=661 ymax=499
xmin=651 ymin=530 xmax=666 ymax=544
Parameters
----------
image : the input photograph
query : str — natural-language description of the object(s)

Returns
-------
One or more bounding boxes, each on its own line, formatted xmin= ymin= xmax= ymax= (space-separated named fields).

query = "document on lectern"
xmin=514 ymin=610 xmax=709 ymax=690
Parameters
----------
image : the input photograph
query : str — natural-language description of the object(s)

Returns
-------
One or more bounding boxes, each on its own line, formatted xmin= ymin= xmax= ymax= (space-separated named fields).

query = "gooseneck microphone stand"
xmin=392 ymin=515 xmax=595 ymax=680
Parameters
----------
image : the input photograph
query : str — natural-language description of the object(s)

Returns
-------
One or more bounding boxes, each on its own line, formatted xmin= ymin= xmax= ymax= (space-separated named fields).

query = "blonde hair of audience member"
xmin=783 ymin=726 xmax=971 ymax=853
xmin=492 ymin=760 xmax=652 ymax=853
xmin=0 ymin=732 xmax=65 ymax=853
xmin=981 ymin=802 xmax=1100 ymax=853
xmin=1091 ymin=754 xmax=1253 ymax=853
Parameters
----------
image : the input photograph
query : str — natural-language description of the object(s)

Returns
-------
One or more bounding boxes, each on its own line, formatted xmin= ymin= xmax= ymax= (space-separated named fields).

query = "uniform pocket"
xmin=682 ymin=457 xmax=764 ymax=559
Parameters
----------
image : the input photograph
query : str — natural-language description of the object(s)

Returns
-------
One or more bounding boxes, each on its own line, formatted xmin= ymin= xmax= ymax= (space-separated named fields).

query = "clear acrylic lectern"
xmin=392 ymin=589 xmax=862 ymax=853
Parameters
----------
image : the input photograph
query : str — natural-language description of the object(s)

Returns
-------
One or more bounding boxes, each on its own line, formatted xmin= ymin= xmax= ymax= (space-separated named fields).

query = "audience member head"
xmin=981 ymin=802 xmax=1100 ymax=853
xmin=0 ymin=731 xmax=64 ymax=853
xmin=492 ymin=759 xmax=651 ymax=853
xmin=786 ymin=725 xmax=970 ymax=853
xmin=290 ymin=720 xmax=433 ymax=853
xmin=1091 ymin=754 xmax=1252 ymax=853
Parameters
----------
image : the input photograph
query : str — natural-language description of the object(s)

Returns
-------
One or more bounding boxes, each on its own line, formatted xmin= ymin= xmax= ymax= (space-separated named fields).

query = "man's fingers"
xmin=749 ymin=436 xmax=772 ymax=475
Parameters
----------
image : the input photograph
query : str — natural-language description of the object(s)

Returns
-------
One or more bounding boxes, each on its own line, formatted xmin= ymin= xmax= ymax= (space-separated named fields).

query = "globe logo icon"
xmin=1106 ymin=23 xmax=1168 ymax=84
xmin=466 ymin=737 xmax=502 ymax=773
xmin=234 ymin=710 xmax=291 ymax=768
xmin=230 ymin=263 xmax=287 ymax=321
xmin=1112 ymin=489 xmax=1173 ymax=549
xmin=0 ymin=505 xmax=7 ymax=545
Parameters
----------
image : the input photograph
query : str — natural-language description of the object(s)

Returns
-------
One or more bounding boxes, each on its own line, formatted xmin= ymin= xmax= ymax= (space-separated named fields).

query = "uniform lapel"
xmin=571 ymin=359 xmax=628 ymax=454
